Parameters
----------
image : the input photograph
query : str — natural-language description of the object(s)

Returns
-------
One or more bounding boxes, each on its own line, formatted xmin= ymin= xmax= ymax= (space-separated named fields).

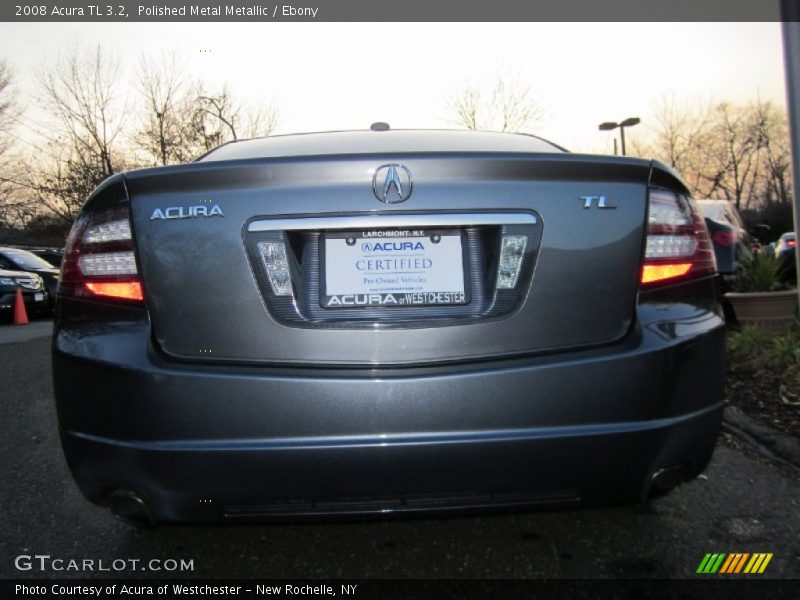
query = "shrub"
xmin=730 ymin=251 xmax=789 ymax=293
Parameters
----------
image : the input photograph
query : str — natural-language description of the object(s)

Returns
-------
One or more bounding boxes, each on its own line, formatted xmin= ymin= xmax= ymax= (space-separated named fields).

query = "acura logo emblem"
xmin=373 ymin=164 xmax=412 ymax=203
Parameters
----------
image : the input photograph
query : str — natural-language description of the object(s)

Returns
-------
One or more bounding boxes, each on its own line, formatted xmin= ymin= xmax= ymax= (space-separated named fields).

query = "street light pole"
xmin=599 ymin=117 xmax=640 ymax=156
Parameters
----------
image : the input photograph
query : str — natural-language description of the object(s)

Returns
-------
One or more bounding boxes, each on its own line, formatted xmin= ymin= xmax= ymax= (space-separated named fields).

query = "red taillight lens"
xmin=788 ymin=239 xmax=797 ymax=249
xmin=641 ymin=189 xmax=717 ymax=287
xmin=59 ymin=206 xmax=144 ymax=304
xmin=711 ymin=230 xmax=739 ymax=247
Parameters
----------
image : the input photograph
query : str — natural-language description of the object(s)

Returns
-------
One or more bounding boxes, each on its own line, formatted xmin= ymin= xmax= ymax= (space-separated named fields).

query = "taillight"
xmin=58 ymin=206 xmax=144 ymax=304
xmin=641 ymin=189 xmax=716 ymax=286
xmin=711 ymin=230 xmax=740 ymax=247
xmin=788 ymin=239 xmax=797 ymax=249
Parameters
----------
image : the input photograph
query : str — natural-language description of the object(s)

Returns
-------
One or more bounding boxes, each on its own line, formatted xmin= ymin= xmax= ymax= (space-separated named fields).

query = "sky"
xmin=0 ymin=22 xmax=789 ymax=153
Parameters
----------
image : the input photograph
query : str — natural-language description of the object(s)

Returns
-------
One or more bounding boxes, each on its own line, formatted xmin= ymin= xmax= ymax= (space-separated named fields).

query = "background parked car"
xmin=28 ymin=248 xmax=65 ymax=267
xmin=775 ymin=232 xmax=797 ymax=284
xmin=696 ymin=199 xmax=752 ymax=276
xmin=0 ymin=247 xmax=59 ymax=307
xmin=0 ymin=268 xmax=47 ymax=319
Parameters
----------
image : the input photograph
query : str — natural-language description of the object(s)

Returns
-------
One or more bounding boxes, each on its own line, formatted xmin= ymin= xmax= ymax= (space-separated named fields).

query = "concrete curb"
xmin=722 ymin=406 xmax=800 ymax=473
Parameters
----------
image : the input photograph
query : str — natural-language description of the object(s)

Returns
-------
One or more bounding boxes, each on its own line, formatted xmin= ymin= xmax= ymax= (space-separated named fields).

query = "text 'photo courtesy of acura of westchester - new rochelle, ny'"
xmin=51 ymin=127 xmax=725 ymax=525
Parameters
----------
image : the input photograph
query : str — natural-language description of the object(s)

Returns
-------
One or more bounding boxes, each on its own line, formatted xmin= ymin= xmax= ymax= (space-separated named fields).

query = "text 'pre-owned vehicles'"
xmin=52 ymin=129 xmax=725 ymax=525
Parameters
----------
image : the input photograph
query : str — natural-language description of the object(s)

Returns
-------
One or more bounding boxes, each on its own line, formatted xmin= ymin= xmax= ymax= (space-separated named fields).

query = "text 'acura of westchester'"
xmin=52 ymin=128 xmax=725 ymax=525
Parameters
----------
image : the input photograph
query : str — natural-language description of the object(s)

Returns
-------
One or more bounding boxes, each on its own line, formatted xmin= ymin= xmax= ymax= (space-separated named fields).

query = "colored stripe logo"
xmin=696 ymin=553 xmax=773 ymax=574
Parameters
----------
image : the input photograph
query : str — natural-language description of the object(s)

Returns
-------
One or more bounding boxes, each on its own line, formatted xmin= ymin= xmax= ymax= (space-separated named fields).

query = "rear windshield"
xmin=698 ymin=201 xmax=740 ymax=227
xmin=200 ymin=130 xmax=566 ymax=162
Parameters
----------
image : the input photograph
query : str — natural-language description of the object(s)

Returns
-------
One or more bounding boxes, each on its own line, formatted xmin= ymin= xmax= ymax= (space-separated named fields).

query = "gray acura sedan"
xmin=52 ymin=129 xmax=725 ymax=525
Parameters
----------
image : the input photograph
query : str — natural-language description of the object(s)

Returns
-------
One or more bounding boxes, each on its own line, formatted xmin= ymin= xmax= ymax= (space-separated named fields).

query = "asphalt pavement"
xmin=1 ymin=331 xmax=799 ymax=580
xmin=0 ymin=319 xmax=52 ymax=344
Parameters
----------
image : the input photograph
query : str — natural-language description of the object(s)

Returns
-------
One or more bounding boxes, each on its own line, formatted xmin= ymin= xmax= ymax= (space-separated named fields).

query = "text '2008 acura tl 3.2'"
xmin=52 ymin=128 xmax=724 ymax=525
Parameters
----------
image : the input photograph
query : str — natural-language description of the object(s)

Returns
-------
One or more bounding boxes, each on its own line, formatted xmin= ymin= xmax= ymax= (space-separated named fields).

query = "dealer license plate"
xmin=322 ymin=229 xmax=467 ymax=308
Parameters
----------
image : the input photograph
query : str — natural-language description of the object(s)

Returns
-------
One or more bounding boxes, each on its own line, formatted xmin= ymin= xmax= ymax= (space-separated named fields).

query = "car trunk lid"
xmin=127 ymin=153 xmax=650 ymax=365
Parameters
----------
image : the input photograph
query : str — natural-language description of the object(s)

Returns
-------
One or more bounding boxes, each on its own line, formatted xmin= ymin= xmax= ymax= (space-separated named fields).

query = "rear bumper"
xmin=53 ymin=298 xmax=726 ymax=522
xmin=60 ymin=404 xmax=723 ymax=521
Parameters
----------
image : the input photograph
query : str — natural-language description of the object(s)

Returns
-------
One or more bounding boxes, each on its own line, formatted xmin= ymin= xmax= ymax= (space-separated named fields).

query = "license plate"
xmin=322 ymin=229 xmax=468 ymax=308
xmin=34 ymin=293 xmax=44 ymax=302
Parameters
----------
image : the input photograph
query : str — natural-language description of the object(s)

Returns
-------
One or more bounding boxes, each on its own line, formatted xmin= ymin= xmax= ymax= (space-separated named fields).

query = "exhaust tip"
xmin=108 ymin=490 xmax=157 ymax=527
xmin=648 ymin=465 xmax=688 ymax=497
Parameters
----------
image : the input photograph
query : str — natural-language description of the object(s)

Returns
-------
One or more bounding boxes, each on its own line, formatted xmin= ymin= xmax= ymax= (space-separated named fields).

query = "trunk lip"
xmin=121 ymin=151 xmax=653 ymax=183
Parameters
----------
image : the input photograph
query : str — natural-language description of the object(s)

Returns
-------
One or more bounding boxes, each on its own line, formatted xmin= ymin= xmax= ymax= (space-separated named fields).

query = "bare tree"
xmin=37 ymin=44 xmax=128 ymax=177
xmin=185 ymin=82 xmax=280 ymax=153
xmin=240 ymin=100 xmax=280 ymax=139
xmin=181 ymin=82 xmax=238 ymax=153
xmin=14 ymin=44 xmax=131 ymax=228
xmin=446 ymin=76 xmax=545 ymax=133
xmin=38 ymin=142 xmax=117 ymax=225
xmin=4 ymin=45 xmax=285 ymax=234
xmin=0 ymin=60 xmax=19 ymax=147
xmin=628 ymin=95 xmax=713 ymax=195
xmin=136 ymin=55 xmax=279 ymax=165
xmin=632 ymin=96 xmax=792 ymax=216
xmin=197 ymin=84 xmax=240 ymax=141
xmin=700 ymin=102 xmax=762 ymax=209
xmin=750 ymin=99 xmax=792 ymax=207
xmin=135 ymin=51 xmax=192 ymax=166
xmin=447 ymin=83 xmax=481 ymax=131
xmin=0 ymin=60 xmax=37 ymax=230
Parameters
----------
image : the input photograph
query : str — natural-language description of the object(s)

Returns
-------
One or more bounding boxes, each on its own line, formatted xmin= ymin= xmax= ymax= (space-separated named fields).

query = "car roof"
xmin=781 ymin=232 xmax=796 ymax=239
xmin=0 ymin=247 xmax=39 ymax=254
xmin=198 ymin=129 xmax=567 ymax=162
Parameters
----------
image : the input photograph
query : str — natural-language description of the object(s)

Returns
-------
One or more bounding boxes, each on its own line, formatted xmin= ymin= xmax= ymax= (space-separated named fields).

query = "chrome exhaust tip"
xmin=108 ymin=489 xmax=157 ymax=527
xmin=648 ymin=465 xmax=688 ymax=497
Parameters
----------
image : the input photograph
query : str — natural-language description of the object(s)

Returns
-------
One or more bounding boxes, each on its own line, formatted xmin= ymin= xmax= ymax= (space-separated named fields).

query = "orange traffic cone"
xmin=13 ymin=287 xmax=29 ymax=326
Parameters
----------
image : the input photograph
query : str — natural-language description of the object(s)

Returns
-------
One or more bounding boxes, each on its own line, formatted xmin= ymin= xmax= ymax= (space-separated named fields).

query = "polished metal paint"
xmin=125 ymin=153 xmax=649 ymax=365
xmin=52 ymin=131 xmax=725 ymax=521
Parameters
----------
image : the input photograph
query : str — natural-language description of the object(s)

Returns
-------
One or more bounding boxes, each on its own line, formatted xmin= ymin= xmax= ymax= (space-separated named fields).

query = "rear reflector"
xmin=641 ymin=189 xmax=716 ymax=287
xmin=496 ymin=235 xmax=527 ymax=289
xmin=59 ymin=206 xmax=144 ymax=305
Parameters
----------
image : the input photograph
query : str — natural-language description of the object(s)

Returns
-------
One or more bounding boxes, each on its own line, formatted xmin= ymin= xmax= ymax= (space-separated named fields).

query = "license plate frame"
xmin=320 ymin=228 xmax=470 ymax=308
